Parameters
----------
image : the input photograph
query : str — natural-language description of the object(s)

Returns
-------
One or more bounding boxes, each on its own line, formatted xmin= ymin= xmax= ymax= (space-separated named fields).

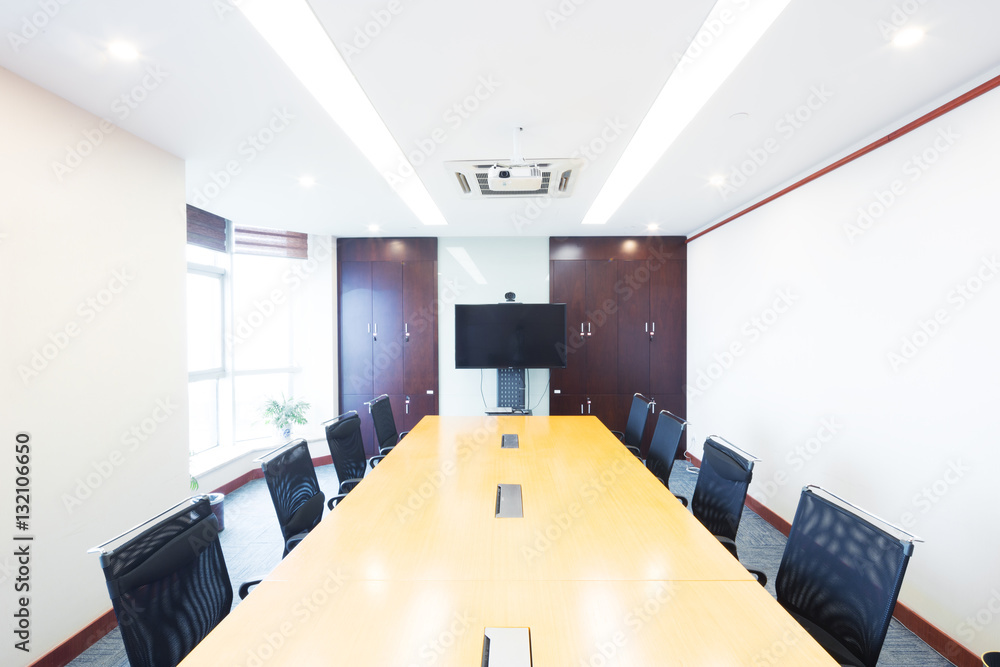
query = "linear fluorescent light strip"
xmin=581 ymin=0 xmax=793 ymax=225
xmin=238 ymin=0 xmax=447 ymax=226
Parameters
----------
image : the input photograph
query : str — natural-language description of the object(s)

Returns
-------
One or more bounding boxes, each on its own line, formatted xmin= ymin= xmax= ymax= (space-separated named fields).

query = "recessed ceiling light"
xmin=368 ymin=224 xmax=380 ymax=233
xmin=581 ymin=0 xmax=793 ymax=225
xmin=239 ymin=0 xmax=447 ymax=227
xmin=892 ymin=27 xmax=925 ymax=48
xmin=108 ymin=42 xmax=140 ymax=60
xmin=709 ymin=174 xmax=726 ymax=188
xmin=647 ymin=223 xmax=660 ymax=231
xmin=298 ymin=175 xmax=316 ymax=187
xmin=729 ymin=112 xmax=750 ymax=121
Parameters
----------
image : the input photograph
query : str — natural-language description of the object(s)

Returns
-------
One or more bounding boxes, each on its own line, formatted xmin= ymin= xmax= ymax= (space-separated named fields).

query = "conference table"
xmin=180 ymin=416 xmax=837 ymax=665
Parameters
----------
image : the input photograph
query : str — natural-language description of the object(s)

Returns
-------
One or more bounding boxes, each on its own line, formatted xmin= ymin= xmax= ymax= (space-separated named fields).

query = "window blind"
xmin=233 ymin=226 xmax=308 ymax=259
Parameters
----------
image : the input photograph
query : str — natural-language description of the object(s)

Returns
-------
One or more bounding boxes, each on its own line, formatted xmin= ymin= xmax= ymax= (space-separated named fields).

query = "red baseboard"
xmin=29 ymin=609 xmax=116 ymax=667
xmin=40 ymin=453 xmax=337 ymax=666
xmin=691 ymin=452 xmax=979 ymax=665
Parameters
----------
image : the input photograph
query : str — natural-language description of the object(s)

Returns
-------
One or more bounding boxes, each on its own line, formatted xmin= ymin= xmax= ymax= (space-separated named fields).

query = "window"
xmin=186 ymin=209 xmax=315 ymax=457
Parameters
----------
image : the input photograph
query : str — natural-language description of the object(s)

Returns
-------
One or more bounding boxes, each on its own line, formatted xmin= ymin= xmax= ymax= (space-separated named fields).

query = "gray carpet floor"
xmin=69 ymin=460 xmax=954 ymax=666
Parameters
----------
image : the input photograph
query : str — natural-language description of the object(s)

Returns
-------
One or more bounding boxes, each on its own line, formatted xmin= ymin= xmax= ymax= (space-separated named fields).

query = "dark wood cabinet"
xmin=549 ymin=237 xmax=686 ymax=457
xmin=338 ymin=239 xmax=438 ymax=457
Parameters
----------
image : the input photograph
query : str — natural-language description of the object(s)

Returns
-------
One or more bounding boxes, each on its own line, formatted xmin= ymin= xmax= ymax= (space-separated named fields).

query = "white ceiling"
xmin=1 ymin=0 xmax=998 ymax=238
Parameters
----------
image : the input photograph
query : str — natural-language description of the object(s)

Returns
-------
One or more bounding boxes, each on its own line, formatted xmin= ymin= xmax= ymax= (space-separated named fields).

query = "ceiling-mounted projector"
xmin=487 ymin=165 xmax=543 ymax=192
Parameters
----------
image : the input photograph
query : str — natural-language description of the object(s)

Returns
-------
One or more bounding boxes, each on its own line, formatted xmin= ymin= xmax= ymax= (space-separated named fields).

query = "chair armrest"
xmin=675 ymin=494 xmax=688 ymax=508
xmin=398 ymin=431 xmax=409 ymax=442
xmin=610 ymin=430 xmax=625 ymax=441
xmin=625 ymin=445 xmax=641 ymax=457
xmin=238 ymin=580 xmax=261 ymax=599
xmin=327 ymin=494 xmax=348 ymax=510
xmin=285 ymin=531 xmax=311 ymax=555
xmin=368 ymin=454 xmax=387 ymax=469
xmin=716 ymin=535 xmax=740 ymax=559
xmin=378 ymin=445 xmax=394 ymax=455
xmin=748 ymin=569 xmax=768 ymax=587
xmin=338 ymin=478 xmax=363 ymax=494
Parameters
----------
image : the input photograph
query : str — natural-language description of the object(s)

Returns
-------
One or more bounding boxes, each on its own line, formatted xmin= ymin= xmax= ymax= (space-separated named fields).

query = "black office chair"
xmin=688 ymin=435 xmax=767 ymax=585
xmin=644 ymin=410 xmax=689 ymax=506
xmin=89 ymin=496 xmax=255 ymax=667
xmin=323 ymin=410 xmax=387 ymax=509
xmin=256 ymin=438 xmax=325 ymax=557
xmin=610 ymin=392 xmax=652 ymax=457
xmin=369 ymin=394 xmax=408 ymax=455
xmin=776 ymin=485 xmax=919 ymax=667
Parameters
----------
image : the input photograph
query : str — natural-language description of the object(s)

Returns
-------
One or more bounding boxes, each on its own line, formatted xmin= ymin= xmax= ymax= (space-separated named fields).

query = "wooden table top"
xmin=181 ymin=415 xmax=837 ymax=666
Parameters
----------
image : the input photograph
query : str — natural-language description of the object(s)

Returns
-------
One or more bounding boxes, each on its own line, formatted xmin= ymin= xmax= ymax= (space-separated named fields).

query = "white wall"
xmin=438 ymin=237 xmax=552 ymax=416
xmin=687 ymin=83 xmax=1000 ymax=655
xmin=0 ymin=68 xmax=188 ymax=665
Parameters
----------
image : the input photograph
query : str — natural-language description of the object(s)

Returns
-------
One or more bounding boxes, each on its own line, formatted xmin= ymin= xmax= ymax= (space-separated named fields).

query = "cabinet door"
xmin=372 ymin=262 xmax=404 ymax=396
xmin=650 ymin=260 xmax=686 ymax=397
xmin=585 ymin=260 xmax=619 ymax=395
xmin=617 ymin=260 xmax=651 ymax=396
xmin=550 ymin=260 xmax=587 ymax=394
xmin=400 ymin=392 xmax=436 ymax=433
xmin=340 ymin=262 xmax=373 ymax=396
xmin=402 ymin=261 xmax=437 ymax=395
xmin=550 ymin=392 xmax=586 ymax=417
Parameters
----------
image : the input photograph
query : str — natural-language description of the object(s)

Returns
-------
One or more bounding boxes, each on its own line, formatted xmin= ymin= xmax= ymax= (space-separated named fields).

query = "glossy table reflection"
xmin=180 ymin=416 xmax=836 ymax=666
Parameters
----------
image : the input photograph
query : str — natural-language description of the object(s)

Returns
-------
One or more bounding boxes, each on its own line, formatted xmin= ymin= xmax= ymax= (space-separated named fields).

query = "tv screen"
xmin=455 ymin=303 xmax=567 ymax=369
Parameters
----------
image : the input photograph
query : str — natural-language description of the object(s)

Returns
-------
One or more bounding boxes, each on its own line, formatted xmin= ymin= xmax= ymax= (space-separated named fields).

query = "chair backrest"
xmin=690 ymin=436 xmax=755 ymax=541
xmin=324 ymin=411 xmax=367 ymax=482
xmin=93 ymin=496 xmax=232 ymax=667
xmin=257 ymin=438 xmax=324 ymax=556
xmin=622 ymin=393 xmax=652 ymax=448
xmin=645 ymin=410 xmax=687 ymax=486
xmin=776 ymin=486 xmax=915 ymax=667
xmin=370 ymin=394 xmax=399 ymax=451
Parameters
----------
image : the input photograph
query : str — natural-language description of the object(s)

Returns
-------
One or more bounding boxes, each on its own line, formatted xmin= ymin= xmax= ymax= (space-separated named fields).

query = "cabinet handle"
xmin=404 ymin=322 xmax=410 ymax=342
xmin=587 ymin=322 xmax=592 ymax=337
xmin=373 ymin=322 xmax=378 ymax=341
xmin=580 ymin=403 xmax=584 ymax=415
xmin=586 ymin=397 xmax=592 ymax=414
xmin=580 ymin=322 xmax=585 ymax=337
xmin=405 ymin=396 xmax=410 ymax=414
xmin=650 ymin=321 xmax=655 ymax=340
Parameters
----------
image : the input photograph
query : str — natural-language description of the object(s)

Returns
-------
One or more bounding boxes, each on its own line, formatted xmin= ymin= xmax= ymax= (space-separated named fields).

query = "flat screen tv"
xmin=455 ymin=303 xmax=567 ymax=369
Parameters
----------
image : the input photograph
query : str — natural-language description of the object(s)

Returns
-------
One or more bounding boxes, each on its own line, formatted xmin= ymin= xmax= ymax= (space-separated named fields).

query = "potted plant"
xmin=261 ymin=393 xmax=310 ymax=440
